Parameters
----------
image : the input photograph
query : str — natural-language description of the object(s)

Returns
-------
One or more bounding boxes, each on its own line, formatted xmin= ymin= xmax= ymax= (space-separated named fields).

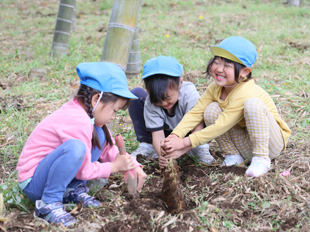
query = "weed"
xmin=248 ymin=202 xmax=258 ymax=210
xmin=0 ymin=180 xmax=32 ymax=213
xmin=223 ymin=220 xmax=235 ymax=230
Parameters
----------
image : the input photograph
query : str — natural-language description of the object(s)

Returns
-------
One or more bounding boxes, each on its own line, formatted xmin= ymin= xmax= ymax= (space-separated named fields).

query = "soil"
xmin=3 ymin=142 xmax=309 ymax=232
xmin=280 ymin=217 xmax=298 ymax=231
xmin=288 ymin=41 xmax=310 ymax=52
xmin=5 ymin=151 xmax=242 ymax=232
xmin=90 ymin=154 xmax=247 ymax=231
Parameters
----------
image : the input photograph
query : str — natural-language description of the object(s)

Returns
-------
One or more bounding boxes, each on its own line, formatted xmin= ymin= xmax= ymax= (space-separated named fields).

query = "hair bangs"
xmin=204 ymin=56 xmax=252 ymax=82
xmin=144 ymin=74 xmax=180 ymax=104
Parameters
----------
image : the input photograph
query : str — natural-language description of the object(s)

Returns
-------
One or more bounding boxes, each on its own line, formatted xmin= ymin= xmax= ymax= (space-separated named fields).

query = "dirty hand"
xmin=160 ymin=139 xmax=167 ymax=156
xmin=135 ymin=167 xmax=147 ymax=193
xmin=163 ymin=150 xmax=184 ymax=160
xmin=160 ymin=134 xmax=180 ymax=155
xmin=111 ymin=154 xmax=136 ymax=173
xmin=159 ymin=150 xmax=184 ymax=168
xmin=159 ymin=154 xmax=169 ymax=168
xmin=163 ymin=134 xmax=186 ymax=153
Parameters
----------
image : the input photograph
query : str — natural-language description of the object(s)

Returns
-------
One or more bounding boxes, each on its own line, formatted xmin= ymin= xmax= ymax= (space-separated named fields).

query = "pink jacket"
xmin=17 ymin=98 xmax=140 ymax=182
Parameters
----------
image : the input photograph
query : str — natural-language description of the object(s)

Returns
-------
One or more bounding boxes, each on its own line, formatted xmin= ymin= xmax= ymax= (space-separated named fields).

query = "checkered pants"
xmin=204 ymin=98 xmax=284 ymax=159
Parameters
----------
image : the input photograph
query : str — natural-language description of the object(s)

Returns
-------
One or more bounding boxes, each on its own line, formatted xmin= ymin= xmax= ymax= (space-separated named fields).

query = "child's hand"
xmin=162 ymin=134 xmax=186 ymax=153
xmin=164 ymin=150 xmax=184 ymax=160
xmin=159 ymin=154 xmax=168 ymax=168
xmin=159 ymin=150 xmax=184 ymax=168
xmin=160 ymin=134 xmax=178 ymax=155
xmin=111 ymin=154 xmax=136 ymax=173
xmin=135 ymin=167 xmax=147 ymax=193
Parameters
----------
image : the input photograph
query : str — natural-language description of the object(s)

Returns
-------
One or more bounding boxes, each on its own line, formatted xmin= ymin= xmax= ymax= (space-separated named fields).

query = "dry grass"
xmin=1 ymin=0 xmax=310 ymax=231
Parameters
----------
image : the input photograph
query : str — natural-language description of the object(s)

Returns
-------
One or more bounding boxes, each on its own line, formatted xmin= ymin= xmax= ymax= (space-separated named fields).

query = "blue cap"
xmin=210 ymin=36 xmax=257 ymax=67
xmin=76 ymin=62 xmax=138 ymax=99
xmin=142 ymin=56 xmax=183 ymax=79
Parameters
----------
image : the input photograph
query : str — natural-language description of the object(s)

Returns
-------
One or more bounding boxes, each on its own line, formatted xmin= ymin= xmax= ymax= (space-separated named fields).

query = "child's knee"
xmin=131 ymin=87 xmax=147 ymax=98
xmin=244 ymin=98 xmax=265 ymax=114
xmin=204 ymin=102 xmax=221 ymax=125
xmin=65 ymin=139 xmax=86 ymax=161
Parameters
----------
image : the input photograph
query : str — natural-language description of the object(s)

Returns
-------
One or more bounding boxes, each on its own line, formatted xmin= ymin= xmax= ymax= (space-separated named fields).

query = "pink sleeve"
xmin=99 ymin=132 xmax=142 ymax=168
xmin=59 ymin=120 xmax=112 ymax=180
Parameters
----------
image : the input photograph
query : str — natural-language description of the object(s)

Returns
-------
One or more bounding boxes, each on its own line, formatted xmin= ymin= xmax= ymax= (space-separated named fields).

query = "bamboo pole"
xmin=51 ymin=0 xmax=76 ymax=58
xmin=288 ymin=0 xmax=300 ymax=6
xmin=101 ymin=0 xmax=143 ymax=71
xmin=125 ymin=23 xmax=142 ymax=78
xmin=70 ymin=0 xmax=76 ymax=31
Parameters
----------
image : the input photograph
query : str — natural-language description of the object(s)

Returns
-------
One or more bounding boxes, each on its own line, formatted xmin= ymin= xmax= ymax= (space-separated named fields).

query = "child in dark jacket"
xmin=128 ymin=56 xmax=215 ymax=164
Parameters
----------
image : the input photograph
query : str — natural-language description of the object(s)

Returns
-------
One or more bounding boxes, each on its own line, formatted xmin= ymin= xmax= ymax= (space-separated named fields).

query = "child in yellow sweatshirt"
xmin=160 ymin=36 xmax=290 ymax=177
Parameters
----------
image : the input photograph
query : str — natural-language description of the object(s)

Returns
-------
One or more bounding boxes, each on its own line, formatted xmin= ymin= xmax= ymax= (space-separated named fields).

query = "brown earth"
xmin=3 ymin=141 xmax=310 ymax=231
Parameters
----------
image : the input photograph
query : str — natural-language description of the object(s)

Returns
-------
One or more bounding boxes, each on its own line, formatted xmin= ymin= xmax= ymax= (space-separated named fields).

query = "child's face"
xmin=93 ymin=97 xmax=127 ymax=127
xmin=154 ymin=87 xmax=179 ymax=110
xmin=211 ymin=57 xmax=236 ymax=87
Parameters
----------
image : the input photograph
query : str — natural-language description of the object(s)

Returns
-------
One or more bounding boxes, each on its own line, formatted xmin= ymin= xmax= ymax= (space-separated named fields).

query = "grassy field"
xmin=1 ymin=0 xmax=310 ymax=231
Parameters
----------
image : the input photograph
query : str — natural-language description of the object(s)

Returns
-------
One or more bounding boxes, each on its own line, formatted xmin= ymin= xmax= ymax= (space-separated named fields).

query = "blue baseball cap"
xmin=76 ymin=62 xmax=138 ymax=99
xmin=210 ymin=36 xmax=257 ymax=67
xmin=142 ymin=56 xmax=183 ymax=79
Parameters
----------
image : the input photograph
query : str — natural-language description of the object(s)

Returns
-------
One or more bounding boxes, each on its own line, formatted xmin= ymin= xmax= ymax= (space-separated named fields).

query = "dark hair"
xmin=144 ymin=74 xmax=180 ymax=104
xmin=75 ymin=84 xmax=130 ymax=149
xmin=204 ymin=56 xmax=252 ymax=83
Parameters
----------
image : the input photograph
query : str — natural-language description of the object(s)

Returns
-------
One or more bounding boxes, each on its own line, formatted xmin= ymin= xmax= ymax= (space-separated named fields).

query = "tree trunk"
xmin=101 ymin=0 xmax=143 ymax=71
xmin=51 ymin=0 xmax=76 ymax=58
xmin=125 ymin=23 xmax=141 ymax=78
xmin=288 ymin=0 xmax=300 ymax=6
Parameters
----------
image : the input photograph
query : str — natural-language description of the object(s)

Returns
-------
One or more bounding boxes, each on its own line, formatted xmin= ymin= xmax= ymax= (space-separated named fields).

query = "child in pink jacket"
xmin=17 ymin=62 xmax=146 ymax=227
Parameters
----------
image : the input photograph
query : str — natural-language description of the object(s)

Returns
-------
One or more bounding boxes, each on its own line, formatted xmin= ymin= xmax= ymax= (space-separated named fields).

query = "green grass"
xmin=1 ymin=0 xmax=310 ymax=230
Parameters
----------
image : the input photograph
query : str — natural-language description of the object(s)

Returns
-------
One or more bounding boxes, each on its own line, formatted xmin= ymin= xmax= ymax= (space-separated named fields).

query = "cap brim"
xmin=112 ymin=90 xmax=138 ymax=100
xmin=142 ymin=71 xmax=181 ymax=79
xmin=210 ymin=46 xmax=244 ymax=65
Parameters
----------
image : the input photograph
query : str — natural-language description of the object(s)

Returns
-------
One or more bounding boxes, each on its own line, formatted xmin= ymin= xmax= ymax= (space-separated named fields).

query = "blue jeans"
xmin=128 ymin=87 xmax=153 ymax=144
xmin=23 ymin=125 xmax=106 ymax=204
xmin=128 ymin=87 xmax=179 ymax=143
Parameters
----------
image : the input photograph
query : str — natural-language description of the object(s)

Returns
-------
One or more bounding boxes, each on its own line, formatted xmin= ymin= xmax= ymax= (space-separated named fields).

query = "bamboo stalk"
xmin=70 ymin=0 xmax=76 ymax=31
xmin=101 ymin=0 xmax=143 ymax=71
xmin=288 ymin=0 xmax=300 ymax=6
xmin=51 ymin=0 xmax=76 ymax=58
xmin=126 ymin=23 xmax=141 ymax=78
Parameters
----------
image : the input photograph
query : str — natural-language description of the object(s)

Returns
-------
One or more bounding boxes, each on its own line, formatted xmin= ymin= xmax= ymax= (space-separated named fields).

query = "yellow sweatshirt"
xmin=172 ymin=79 xmax=291 ymax=149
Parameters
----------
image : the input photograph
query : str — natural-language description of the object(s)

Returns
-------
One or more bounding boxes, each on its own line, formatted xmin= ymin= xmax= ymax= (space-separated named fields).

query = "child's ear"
xmin=180 ymin=78 xmax=183 ymax=88
xmin=240 ymin=67 xmax=251 ymax=78
xmin=91 ymin=93 xmax=100 ymax=108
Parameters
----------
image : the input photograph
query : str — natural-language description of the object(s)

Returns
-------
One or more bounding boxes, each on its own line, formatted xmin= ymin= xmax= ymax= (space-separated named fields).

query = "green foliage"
xmin=0 ymin=180 xmax=32 ymax=213
xmin=248 ymin=202 xmax=258 ymax=210
xmin=262 ymin=201 xmax=271 ymax=208
xmin=223 ymin=220 xmax=234 ymax=230
xmin=197 ymin=201 xmax=211 ymax=227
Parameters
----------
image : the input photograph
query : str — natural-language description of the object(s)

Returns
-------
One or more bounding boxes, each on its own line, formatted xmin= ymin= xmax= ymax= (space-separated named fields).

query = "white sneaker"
xmin=188 ymin=143 xmax=215 ymax=164
xmin=246 ymin=156 xmax=271 ymax=177
xmin=130 ymin=142 xmax=158 ymax=159
xmin=221 ymin=154 xmax=244 ymax=166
